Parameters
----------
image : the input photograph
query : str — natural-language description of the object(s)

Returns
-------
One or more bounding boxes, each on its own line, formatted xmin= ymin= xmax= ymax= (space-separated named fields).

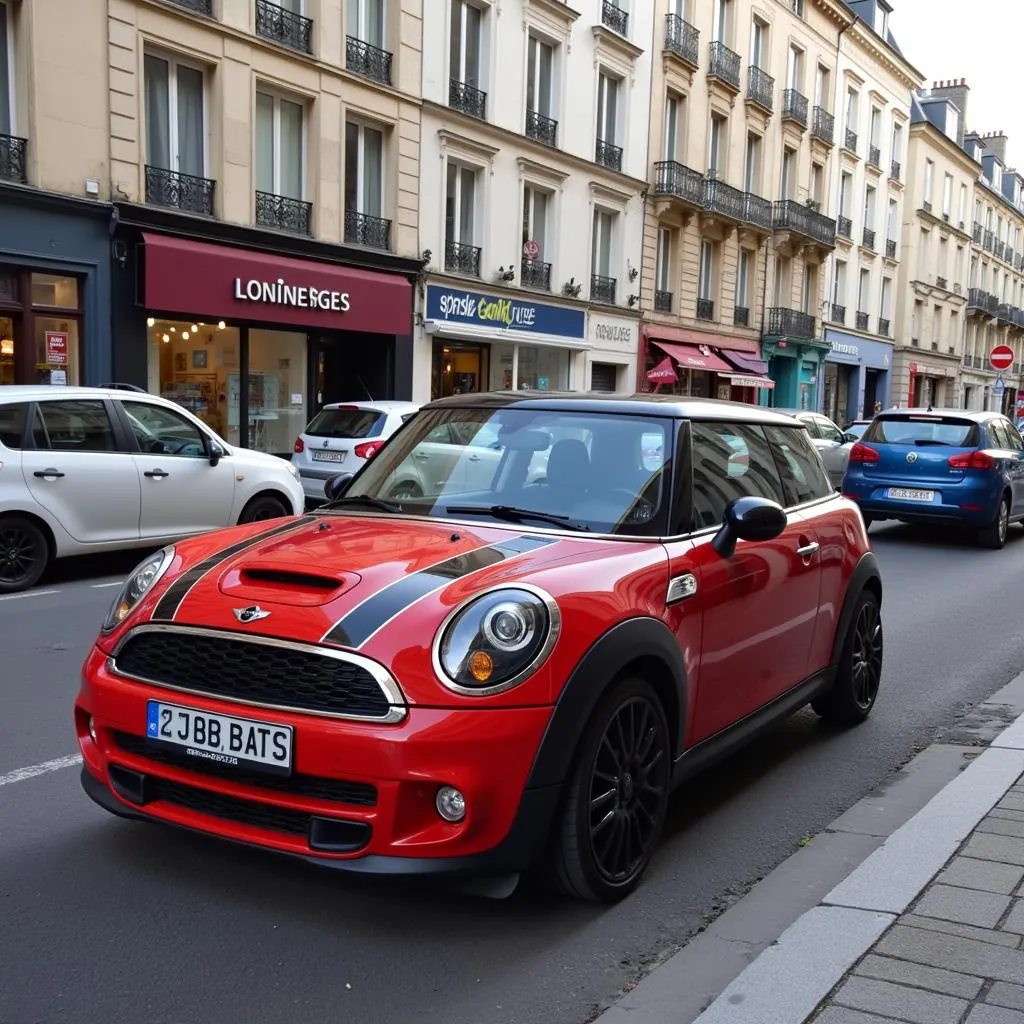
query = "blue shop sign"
xmin=824 ymin=329 xmax=893 ymax=368
xmin=426 ymin=285 xmax=586 ymax=339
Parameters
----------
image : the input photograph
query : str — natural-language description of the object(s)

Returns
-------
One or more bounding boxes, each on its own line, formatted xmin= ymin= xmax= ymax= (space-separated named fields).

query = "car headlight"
xmin=433 ymin=586 xmax=560 ymax=695
xmin=102 ymin=547 xmax=175 ymax=633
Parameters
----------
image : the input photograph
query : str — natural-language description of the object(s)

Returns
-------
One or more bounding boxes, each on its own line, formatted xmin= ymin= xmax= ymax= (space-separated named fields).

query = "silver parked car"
xmin=773 ymin=410 xmax=866 ymax=488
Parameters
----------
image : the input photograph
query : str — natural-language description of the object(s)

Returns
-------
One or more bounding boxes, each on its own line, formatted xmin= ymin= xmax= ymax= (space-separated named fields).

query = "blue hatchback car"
xmin=841 ymin=408 xmax=1024 ymax=548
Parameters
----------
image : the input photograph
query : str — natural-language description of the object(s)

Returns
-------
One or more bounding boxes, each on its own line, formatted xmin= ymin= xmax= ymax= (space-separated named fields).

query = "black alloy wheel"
xmin=812 ymin=589 xmax=883 ymax=725
xmin=979 ymin=496 xmax=1010 ymax=549
xmin=388 ymin=482 xmax=422 ymax=501
xmin=238 ymin=495 xmax=289 ymax=524
xmin=549 ymin=677 xmax=671 ymax=902
xmin=0 ymin=517 xmax=49 ymax=593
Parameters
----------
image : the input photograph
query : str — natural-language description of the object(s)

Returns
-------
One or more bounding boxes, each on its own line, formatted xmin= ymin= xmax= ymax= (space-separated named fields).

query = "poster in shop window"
xmin=45 ymin=331 xmax=69 ymax=366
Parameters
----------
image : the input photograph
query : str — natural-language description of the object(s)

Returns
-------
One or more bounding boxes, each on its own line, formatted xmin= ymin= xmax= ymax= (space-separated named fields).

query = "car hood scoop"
xmin=218 ymin=561 xmax=362 ymax=607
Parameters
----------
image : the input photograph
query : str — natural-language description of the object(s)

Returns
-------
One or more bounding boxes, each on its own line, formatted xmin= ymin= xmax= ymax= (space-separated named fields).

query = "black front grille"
xmin=113 ymin=630 xmax=395 ymax=718
xmin=113 ymin=732 xmax=377 ymax=806
xmin=157 ymin=777 xmax=311 ymax=835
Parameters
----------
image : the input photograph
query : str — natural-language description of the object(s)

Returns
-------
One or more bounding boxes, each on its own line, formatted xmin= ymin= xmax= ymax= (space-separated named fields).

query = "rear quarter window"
xmin=864 ymin=416 xmax=979 ymax=447
xmin=304 ymin=408 xmax=386 ymax=439
xmin=764 ymin=425 xmax=834 ymax=505
xmin=0 ymin=402 xmax=27 ymax=449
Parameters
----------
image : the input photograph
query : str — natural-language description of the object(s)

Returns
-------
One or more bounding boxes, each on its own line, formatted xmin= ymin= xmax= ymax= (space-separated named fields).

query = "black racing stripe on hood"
xmin=151 ymin=515 xmax=318 ymax=622
xmin=321 ymin=534 xmax=558 ymax=649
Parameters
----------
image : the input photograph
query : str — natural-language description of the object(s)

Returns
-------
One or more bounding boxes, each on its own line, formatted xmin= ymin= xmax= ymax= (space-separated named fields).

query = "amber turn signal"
xmin=468 ymin=650 xmax=494 ymax=682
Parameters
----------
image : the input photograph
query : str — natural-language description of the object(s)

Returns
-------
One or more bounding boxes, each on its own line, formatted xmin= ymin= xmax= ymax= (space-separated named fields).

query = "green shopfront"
xmin=761 ymin=309 xmax=830 ymax=411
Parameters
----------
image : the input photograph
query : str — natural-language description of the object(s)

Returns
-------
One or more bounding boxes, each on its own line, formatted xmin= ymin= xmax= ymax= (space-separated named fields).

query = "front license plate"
xmin=887 ymin=487 xmax=935 ymax=502
xmin=146 ymin=700 xmax=293 ymax=775
xmin=311 ymin=450 xmax=346 ymax=463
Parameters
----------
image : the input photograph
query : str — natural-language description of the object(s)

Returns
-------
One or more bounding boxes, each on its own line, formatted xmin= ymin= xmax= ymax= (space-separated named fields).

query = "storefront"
xmin=821 ymin=330 xmax=893 ymax=425
xmin=0 ymin=185 xmax=112 ymax=386
xmin=422 ymin=284 xmax=592 ymax=398
xmin=639 ymin=324 xmax=774 ymax=403
xmin=111 ymin=225 xmax=416 ymax=457
xmin=586 ymin=313 xmax=639 ymax=392
xmin=760 ymin=337 xmax=830 ymax=410
xmin=905 ymin=358 xmax=959 ymax=410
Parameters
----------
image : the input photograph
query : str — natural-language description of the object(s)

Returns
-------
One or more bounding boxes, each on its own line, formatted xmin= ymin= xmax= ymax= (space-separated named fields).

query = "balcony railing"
xmin=168 ymin=0 xmax=212 ymax=13
xmin=664 ymin=14 xmax=699 ymax=68
xmin=696 ymin=298 xmax=715 ymax=321
xmin=837 ymin=215 xmax=852 ymax=239
xmin=765 ymin=307 xmax=816 ymax=339
xmin=346 ymin=36 xmax=392 ymax=86
xmin=967 ymin=287 xmax=984 ymax=310
xmin=0 ymin=134 xmax=28 ymax=184
xmin=344 ymin=209 xmax=391 ymax=250
xmin=145 ymin=166 xmax=215 ymax=216
xmin=973 ymin=222 xmax=983 ymax=243
xmin=742 ymin=192 xmax=773 ymax=231
xmin=449 ymin=79 xmax=487 ymax=120
xmin=734 ymin=306 xmax=749 ymax=327
xmin=773 ymin=199 xmax=837 ymax=248
xmin=936 ymin=275 xmax=948 ymax=290
xmin=707 ymin=41 xmax=741 ymax=91
xmin=844 ymin=128 xmax=857 ymax=153
xmin=868 ymin=145 xmax=881 ymax=169
xmin=526 ymin=109 xmax=558 ymax=147
xmin=704 ymin=177 xmax=746 ymax=222
xmin=520 ymin=259 xmax=551 ymax=291
xmin=591 ymin=274 xmax=617 ymax=304
xmin=747 ymin=66 xmax=774 ymax=111
xmin=999 ymin=303 xmax=1014 ymax=325
xmin=878 ymin=317 xmax=890 ymax=337
xmin=886 ymin=238 xmax=897 ymax=259
xmin=652 ymin=160 xmax=704 ymax=206
xmin=811 ymin=106 xmax=834 ymax=145
xmin=891 ymin=160 xmax=901 ymax=181
xmin=655 ymin=290 xmax=673 ymax=313
xmin=831 ymin=304 xmax=846 ymax=324
xmin=984 ymin=229 xmax=995 ymax=252
xmin=922 ymin=200 xmax=933 ymax=213
xmin=995 ymin=240 xmax=1006 ymax=260
xmin=856 ymin=311 xmax=869 ymax=331
xmin=255 ymin=191 xmax=312 ymax=234
xmin=601 ymin=0 xmax=629 ymax=35
xmin=862 ymin=227 xmax=876 ymax=250
xmin=255 ymin=0 xmax=313 ymax=54
xmin=781 ymin=89 xmax=808 ymax=128
xmin=595 ymin=137 xmax=623 ymax=171
xmin=445 ymin=240 xmax=482 ymax=277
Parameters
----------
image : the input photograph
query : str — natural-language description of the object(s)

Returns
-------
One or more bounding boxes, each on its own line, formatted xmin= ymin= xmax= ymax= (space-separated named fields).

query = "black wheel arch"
xmin=525 ymin=616 xmax=688 ymax=791
xmin=0 ymin=509 xmax=56 ymax=559
xmin=238 ymin=489 xmax=295 ymax=521
xmin=829 ymin=550 xmax=882 ymax=670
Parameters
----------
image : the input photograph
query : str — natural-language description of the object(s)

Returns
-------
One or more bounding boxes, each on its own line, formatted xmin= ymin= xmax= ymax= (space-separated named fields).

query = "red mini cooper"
xmin=76 ymin=393 xmax=882 ymax=903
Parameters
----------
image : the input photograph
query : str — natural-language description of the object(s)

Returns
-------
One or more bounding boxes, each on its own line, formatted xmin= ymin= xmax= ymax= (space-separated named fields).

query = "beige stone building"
xmin=639 ymin=0 xmax=851 ymax=409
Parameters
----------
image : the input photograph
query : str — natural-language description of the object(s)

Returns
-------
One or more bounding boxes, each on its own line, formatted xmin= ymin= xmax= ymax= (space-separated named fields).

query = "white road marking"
xmin=0 ymin=753 xmax=82 ymax=788
xmin=0 ymin=589 xmax=59 ymax=602
xmin=91 ymin=581 xmax=125 ymax=589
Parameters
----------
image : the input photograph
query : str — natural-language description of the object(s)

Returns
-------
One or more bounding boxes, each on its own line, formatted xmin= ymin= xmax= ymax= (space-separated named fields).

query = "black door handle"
xmin=33 ymin=469 xmax=65 ymax=478
xmin=144 ymin=469 xmax=170 ymax=479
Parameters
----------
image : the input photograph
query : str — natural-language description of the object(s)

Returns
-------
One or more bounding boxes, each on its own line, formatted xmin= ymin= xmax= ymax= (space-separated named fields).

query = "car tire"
xmin=0 ymin=516 xmax=50 ymax=594
xmin=238 ymin=495 xmax=290 ymax=524
xmin=388 ymin=482 xmax=423 ymax=501
xmin=547 ymin=676 xmax=671 ymax=903
xmin=978 ymin=496 xmax=1010 ymax=550
xmin=812 ymin=589 xmax=883 ymax=726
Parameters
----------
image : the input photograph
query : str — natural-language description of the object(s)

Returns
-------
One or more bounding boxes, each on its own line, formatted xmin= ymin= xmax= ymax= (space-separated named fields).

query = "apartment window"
xmin=956 ymin=245 xmax=965 ymax=288
xmin=942 ymin=173 xmax=953 ymax=218
xmin=750 ymin=17 xmax=767 ymax=68
xmin=787 ymin=45 xmax=803 ymax=90
xmin=348 ymin=0 xmax=384 ymax=46
xmin=810 ymin=163 xmax=823 ymax=204
xmin=839 ymin=171 xmax=851 ymax=216
xmin=522 ymin=184 xmax=549 ymax=263
xmin=970 ymin=255 xmax=978 ymax=287
xmin=918 ymin=227 xmax=930 ymax=279
xmin=656 ymin=227 xmax=673 ymax=307
xmin=792 ymin=0 xmax=805 ymax=15
xmin=445 ymin=161 xmax=479 ymax=274
xmin=773 ymin=256 xmax=791 ymax=305
xmin=664 ymin=94 xmax=679 ymax=160
xmin=832 ymin=260 xmax=847 ymax=307
xmin=713 ymin=0 xmax=731 ymax=43
xmin=737 ymin=248 xmax=751 ymax=310
xmin=880 ymin=277 xmax=891 ymax=320
xmin=744 ymin=132 xmax=761 ymax=192
xmin=527 ymin=35 xmax=554 ymax=119
xmin=958 ymin=183 xmax=967 ymax=225
xmin=863 ymin=185 xmax=876 ymax=230
xmin=858 ymin=268 xmax=870 ymax=313
xmin=868 ymin=107 xmax=880 ymax=147
xmin=596 ymin=71 xmax=618 ymax=147
xmin=923 ymin=159 xmax=934 ymax=205
xmin=708 ymin=115 xmax=726 ymax=176
xmin=450 ymin=0 xmax=482 ymax=89
xmin=144 ymin=54 xmax=205 ymax=178
xmin=698 ymin=239 xmax=715 ymax=317
xmin=344 ymin=121 xmax=385 ymax=245
xmin=781 ymin=146 xmax=795 ymax=200
xmin=592 ymin=208 xmax=616 ymax=294
xmin=0 ymin=0 xmax=11 ymax=135
xmin=845 ymin=88 xmax=858 ymax=133
xmin=891 ymin=122 xmax=903 ymax=162
xmin=887 ymin=198 xmax=898 ymax=240
xmin=802 ymin=263 xmax=818 ymax=315
xmin=255 ymin=90 xmax=303 ymax=200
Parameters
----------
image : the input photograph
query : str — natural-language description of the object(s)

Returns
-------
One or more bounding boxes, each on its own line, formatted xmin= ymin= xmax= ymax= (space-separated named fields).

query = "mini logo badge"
xmin=323 ymin=439 xmax=330 ymax=448
xmin=906 ymin=452 xmax=918 ymax=464
xmin=233 ymin=605 xmax=271 ymax=623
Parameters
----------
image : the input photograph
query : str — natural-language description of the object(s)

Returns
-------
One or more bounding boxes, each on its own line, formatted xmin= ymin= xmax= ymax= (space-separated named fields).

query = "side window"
xmin=425 ymin=423 xmax=453 ymax=444
xmin=1004 ymin=420 xmax=1024 ymax=452
xmin=0 ymin=402 xmax=27 ymax=449
xmin=988 ymin=420 xmax=1011 ymax=449
xmin=35 ymin=400 xmax=118 ymax=453
xmin=816 ymin=418 xmax=844 ymax=443
xmin=764 ymin=425 xmax=834 ymax=505
xmin=690 ymin=421 xmax=787 ymax=530
xmin=400 ymin=412 xmax=418 ymax=425
xmin=800 ymin=416 xmax=821 ymax=439
xmin=123 ymin=401 xmax=208 ymax=458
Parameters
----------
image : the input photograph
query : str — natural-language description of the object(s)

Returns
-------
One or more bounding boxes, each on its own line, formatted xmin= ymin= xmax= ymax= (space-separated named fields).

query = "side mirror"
xmin=208 ymin=441 xmax=225 ymax=467
xmin=841 ymin=432 xmax=858 ymax=444
xmin=324 ymin=472 xmax=354 ymax=502
xmin=711 ymin=496 xmax=788 ymax=559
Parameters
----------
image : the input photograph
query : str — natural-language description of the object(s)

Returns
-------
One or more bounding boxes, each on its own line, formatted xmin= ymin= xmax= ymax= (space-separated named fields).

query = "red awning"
xmin=642 ymin=324 xmax=760 ymax=355
xmin=651 ymin=340 xmax=732 ymax=374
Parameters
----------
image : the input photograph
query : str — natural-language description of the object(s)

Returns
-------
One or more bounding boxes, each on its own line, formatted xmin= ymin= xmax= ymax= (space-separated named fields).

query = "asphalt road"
xmin=3 ymin=525 xmax=1024 ymax=1024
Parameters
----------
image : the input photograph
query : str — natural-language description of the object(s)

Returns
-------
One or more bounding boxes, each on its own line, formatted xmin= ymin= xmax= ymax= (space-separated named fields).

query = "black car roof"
xmin=876 ymin=407 xmax=1000 ymax=422
xmin=422 ymin=390 xmax=803 ymax=426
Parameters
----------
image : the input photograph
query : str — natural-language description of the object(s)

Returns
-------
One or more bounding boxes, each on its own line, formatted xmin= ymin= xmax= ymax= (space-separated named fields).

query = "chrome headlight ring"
xmin=101 ymin=546 xmax=176 ymax=633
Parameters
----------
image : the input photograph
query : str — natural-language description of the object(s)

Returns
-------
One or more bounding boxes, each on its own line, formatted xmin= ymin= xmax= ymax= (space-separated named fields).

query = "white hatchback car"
xmin=291 ymin=400 xmax=420 ymax=505
xmin=0 ymin=385 xmax=304 ymax=592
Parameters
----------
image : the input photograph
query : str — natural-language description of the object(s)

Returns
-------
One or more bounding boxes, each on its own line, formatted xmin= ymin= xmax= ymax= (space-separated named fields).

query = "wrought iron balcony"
xmin=145 ymin=166 xmax=215 ymax=215
xmin=526 ymin=109 xmax=558 ymax=147
xmin=0 ymin=133 xmax=28 ymax=184
xmin=652 ymin=160 xmax=704 ymax=207
xmin=704 ymin=177 xmax=746 ymax=222
xmin=996 ymin=240 xmax=1006 ymax=260
xmin=344 ymin=209 xmax=391 ymax=250
xmin=707 ymin=41 xmax=741 ymax=91
xmin=983 ymin=229 xmax=994 ymax=252
xmin=998 ymin=303 xmax=1014 ymax=325
xmin=595 ymin=137 xmax=623 ymax=172
xmin=765 ymin=307 xmax=816 ymax=339
xmin=936 ymin=275 xmax=948 ymax=290
xmin=696 ymin=298 xmax=715 ymax=321
xmin=967 ymin=287 xmax=985 ymax=310
xmin=811 ymin=107 xmax=834 ymax=145
xmin=255 ymin=190 xmax=312 ymax=234
xmin=868 ymin=145 xmax=881 ymax=169
xmin=520 ymin=259 xmax=551 ymax=291
xmin=781 ymin=89 xmax=808 ymax=129
xmin=878 ymin=317 xmax=890 ymax=337
xmin=601 ymin=0 xmax=628 ymax=35
xmin=773 ymin=199 xmax=837 ymax=248
xmin=664 ymin=14 xmax=699 ymax=68
xmin=168 ymin=0 xmax=212 ymax=13
xmin=891 ymin=160 xmax=901 ymax=181
xmin=862 ymin=227 xmax=876 ymax=250
xmin=856 ymin=311 xmax=869 ymax=331
xmin=886 ymin=238 xmax=897 ymax=259
xmin=255 ymin=0 xmax=313 ymax=54
xmin=734 ymin=306 xmax=750 ymax=327
xmin=445 ymin=240 xmax=482 ymax=277
xmin=831 ymin=303 xmax=846 ymax=324
xmin=973 ymin=221 xmax=983 ymax=243
xmin=923 ymin=199 xmax=933 ymax=214
xmin=742 ymin=192 xmax=773 ymax=231
xmin=591 ymin=274 xmax=617 ymax=305
xmin=450 ymin=79 xmax=487 ymax=120
xmin=844 ymin=128 xmax=857 ymax=153
xmin=747 ymin=66 xmax=774 ymax=112
xmin=654 ymin=290 xmax=673 ymax=313
xmin=1008 ymin=248 xmax=1016 ymax=267
xmin=837 ymin=215 xmax=852 ymax=239
xmin=346 ymin=36 xmax=392 ymax=86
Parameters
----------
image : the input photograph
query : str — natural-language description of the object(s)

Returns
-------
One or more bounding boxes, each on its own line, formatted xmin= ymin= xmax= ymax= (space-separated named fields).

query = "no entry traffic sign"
xmin=991 ymin=344 xmax=1015 ymax=371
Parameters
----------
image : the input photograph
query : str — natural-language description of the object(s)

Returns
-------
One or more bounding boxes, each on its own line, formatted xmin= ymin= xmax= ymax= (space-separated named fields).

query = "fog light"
xmin=435 ymin=785 xmax=466 ymax=823
xmin=88 ymin=716 xmax=97 ymax=743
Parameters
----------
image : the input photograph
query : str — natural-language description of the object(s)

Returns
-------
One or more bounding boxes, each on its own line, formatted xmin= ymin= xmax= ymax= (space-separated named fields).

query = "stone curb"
xmin=594 ymin=671 xmax=1024 ymax=1024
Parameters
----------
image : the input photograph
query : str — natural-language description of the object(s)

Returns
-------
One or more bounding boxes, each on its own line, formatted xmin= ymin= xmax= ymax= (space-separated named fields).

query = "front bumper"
xmin=76 ymin=646 xmax=558 ymax=877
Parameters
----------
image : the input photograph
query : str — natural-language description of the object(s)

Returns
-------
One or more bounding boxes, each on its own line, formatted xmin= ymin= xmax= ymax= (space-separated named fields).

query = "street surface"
xmin=3 ymin=526 xmax=1024 ymax=1024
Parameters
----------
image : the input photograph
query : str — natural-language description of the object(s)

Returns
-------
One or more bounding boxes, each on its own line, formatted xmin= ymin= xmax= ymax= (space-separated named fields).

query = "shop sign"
xmin=233 ymin=277 xmax=351 ymax=312
xmin=589 ymin=314 xmax=637 ymax=352
xmin=426 ymin=286 xmax=585 ymax=339
xmin=646 ymin=356 xmax=677 ymax=383
xmin=829 ymin=341 xmax=859 ymax=357
xmin=45 ymin=331 xmax=69 ymax=365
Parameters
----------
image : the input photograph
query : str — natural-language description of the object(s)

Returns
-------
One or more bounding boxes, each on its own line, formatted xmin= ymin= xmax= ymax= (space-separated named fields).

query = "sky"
xmin=888 ymin=0 xmax=1024 ymax=168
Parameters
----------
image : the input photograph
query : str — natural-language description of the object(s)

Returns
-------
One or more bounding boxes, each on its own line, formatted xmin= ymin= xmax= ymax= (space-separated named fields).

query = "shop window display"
xmin=0 ymin=272 xmax=83 ymax=386
xmin=489 ymin=342 xmax=570 ymax=391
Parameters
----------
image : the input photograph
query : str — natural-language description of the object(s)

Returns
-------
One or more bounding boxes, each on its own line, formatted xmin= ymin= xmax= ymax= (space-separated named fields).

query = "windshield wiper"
xmin=445 ymin=504 xmax=590 ymax=532
xmin=321 ymin=494 xmax=404 ymax=514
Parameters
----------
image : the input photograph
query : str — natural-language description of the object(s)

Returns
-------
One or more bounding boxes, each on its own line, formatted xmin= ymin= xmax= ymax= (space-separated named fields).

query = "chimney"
xmin=984 ymin=131 xmax=1009 ymax=164
xmin=928 ymin=78 xmax=970 ymax=147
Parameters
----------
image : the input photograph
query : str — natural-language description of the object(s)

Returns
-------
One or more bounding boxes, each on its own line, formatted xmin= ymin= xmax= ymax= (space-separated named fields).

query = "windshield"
xmin=343 ymin=407 xmax=675 ymax=536
xmin=863 ymin=415 xmax=979 ymax=447
xmin=846 ymin=422 xmax=869 ymax=439
xmin=304 ymin=407 xmax=385 ymax=439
